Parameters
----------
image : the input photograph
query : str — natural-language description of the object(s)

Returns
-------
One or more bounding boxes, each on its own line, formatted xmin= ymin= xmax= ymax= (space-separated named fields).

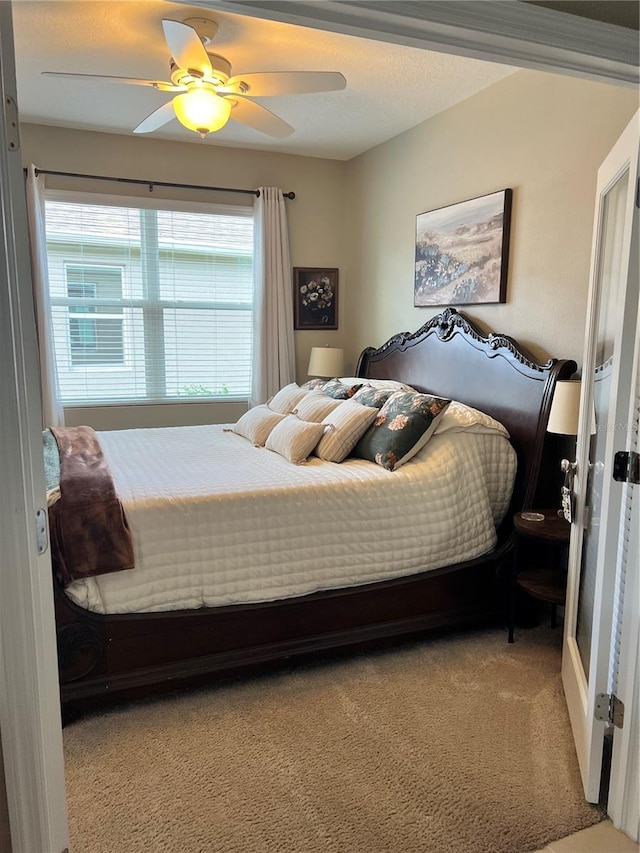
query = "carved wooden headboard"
xmin=356 ymin=308 xmax=577 ymax=525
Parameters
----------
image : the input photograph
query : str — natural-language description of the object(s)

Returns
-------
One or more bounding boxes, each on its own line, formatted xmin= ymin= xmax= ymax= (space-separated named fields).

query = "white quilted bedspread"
xmin=65 ymin=422 xmax=516 ymax=614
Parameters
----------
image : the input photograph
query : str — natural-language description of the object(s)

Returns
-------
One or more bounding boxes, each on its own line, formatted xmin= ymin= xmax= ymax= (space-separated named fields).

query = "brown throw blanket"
xmin=49 ymin=426 xmax=135 ymax=587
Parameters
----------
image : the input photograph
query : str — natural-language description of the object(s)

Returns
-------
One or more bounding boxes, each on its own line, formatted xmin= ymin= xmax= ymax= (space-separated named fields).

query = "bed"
xmin=52 ymin=308 xmax=576 ymax=719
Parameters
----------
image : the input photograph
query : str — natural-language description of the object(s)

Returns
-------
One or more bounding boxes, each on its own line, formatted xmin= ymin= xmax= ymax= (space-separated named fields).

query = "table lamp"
xmin=547 ymin=380 xmax=595 ymax=521
xmin=307 ymin=346 xmax=344 ymax=378
xmin=547 ymin=380 xmax=582 ymax=436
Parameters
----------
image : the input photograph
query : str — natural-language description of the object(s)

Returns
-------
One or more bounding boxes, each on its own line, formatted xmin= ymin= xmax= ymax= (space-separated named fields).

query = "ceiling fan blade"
xmin=162 ymin=19 xmax=212 ymax=77
xmin=224 ymin=71 xmax=346 ymax=97
xmin=133 ymin=101 xmax=176 ymax=134
xmin=41 ymin=72 xmax=183 ymax=93
xmin=227 ymin=97 xmax=294 ymax=138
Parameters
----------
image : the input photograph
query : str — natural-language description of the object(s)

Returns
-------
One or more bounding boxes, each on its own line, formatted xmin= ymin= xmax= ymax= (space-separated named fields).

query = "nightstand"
xmin=508 ymin=509 xmax=571 ymax=643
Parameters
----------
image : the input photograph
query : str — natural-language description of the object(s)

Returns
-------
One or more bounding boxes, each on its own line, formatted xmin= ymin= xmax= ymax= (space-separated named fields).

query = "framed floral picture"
xmin=293 ymin=267 xmax=338 ymax=330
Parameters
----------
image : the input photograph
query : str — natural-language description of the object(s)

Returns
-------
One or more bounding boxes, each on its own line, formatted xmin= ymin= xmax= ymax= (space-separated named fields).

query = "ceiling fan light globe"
xmin=173 ymin=89 xmax=231 ymax=136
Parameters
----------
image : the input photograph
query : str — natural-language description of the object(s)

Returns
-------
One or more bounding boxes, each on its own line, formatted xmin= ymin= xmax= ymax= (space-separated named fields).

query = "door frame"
xmin=561 ymin=111 xmax=639 ymax=805
xmin=0 ymin=5 xmax=69 ymax=852
xmin=607 ymin=219 xmax=640 ymax=838
xmin=185 ymin=0 xmax=639 ymax=86
xmin=1 ymin=1 xmax=638 ymax=849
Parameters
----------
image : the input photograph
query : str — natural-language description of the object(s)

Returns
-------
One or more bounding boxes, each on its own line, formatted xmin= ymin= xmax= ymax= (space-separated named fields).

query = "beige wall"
xmin=343 ymin=70 xmax=638 ymax=367
xmin=20 ymin=124 xmax=348 ymax=429
xmin=21 ymin=70 xmax=638 ymax=428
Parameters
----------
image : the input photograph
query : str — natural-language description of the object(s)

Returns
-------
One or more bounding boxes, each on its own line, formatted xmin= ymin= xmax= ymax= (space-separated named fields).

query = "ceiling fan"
xmin=42 ymin=17 xmax=346 ymax=139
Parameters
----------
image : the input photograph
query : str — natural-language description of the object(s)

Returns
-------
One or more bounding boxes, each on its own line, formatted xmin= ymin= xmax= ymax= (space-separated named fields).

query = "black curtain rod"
xmin=29 ymin=168 xmax=296 ymax=199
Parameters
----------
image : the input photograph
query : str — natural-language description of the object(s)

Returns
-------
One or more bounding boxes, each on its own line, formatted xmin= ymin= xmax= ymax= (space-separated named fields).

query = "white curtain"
xmin=25 ymin=165 xmax=64 ymax=427
xmin=251 ymin=187 xmax=296 ymax=406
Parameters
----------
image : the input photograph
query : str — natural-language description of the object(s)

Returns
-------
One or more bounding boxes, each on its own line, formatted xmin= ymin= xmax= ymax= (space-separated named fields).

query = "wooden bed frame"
xmin=53 ymin=308 xmax=576 ymax=719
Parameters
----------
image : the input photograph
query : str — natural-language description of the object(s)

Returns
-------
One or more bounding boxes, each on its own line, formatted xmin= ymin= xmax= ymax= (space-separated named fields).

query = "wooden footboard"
xmin=55 ymin=544 xmax=511 ymax=718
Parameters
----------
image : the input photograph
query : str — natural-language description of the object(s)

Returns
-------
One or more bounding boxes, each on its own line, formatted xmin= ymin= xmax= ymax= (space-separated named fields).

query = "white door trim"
xmin=607 ymin=226 xmax=640 ymax=840
xmin=0 ymin=4 xmax=69 ymax=852
xmin=562 ymin=112 xmax=640 ymax=803
xmin=609 ymin=488 xmax=640 ymax=839
xmin=179 ymin=0 xmax=639 ymax=86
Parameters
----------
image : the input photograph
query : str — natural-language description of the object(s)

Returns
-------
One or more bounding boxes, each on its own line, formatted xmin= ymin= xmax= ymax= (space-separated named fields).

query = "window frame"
xmin=45 ymin=189 xmax=255 ymax=408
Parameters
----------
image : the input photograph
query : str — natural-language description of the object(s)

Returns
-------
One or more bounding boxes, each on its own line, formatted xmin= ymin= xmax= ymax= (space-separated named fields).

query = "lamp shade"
xmin=173 ymin=86 xmax=231 ymax=137
xmin=307 ymin=346 xmax=344 ymax=378
xmin=547 ymin=380 xmax=582 ymax=435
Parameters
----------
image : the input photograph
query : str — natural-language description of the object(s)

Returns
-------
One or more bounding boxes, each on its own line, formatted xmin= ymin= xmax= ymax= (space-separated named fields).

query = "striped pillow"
xmin=293 ymin=392 xmax=343 ymax=423
xmin=265 ymin=416 xmax=326 ymax=464
xmin=315 ymin=400 xmax=378 ymax=463
xmin=267 ymin=383 xmax=309 ymax=414
xmin=232 ymin=406 xmax=287 ymax=446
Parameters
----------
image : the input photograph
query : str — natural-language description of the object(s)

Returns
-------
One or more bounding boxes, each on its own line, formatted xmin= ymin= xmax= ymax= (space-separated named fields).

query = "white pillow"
xmin=232 ymin=406 xmax=287 ymax=446
xmin=265 ymin=416 xmax=326 ymax=464
xmin=315 ymin=400 xmax=379 ymax=463
xmin=267 ymin=383 xmax=309 ymax=414
xmin=293 ymin=392 xmax=342 ymax=423
xmin=339 ymin=377 xmax=417 ymax=393
xmin=434 ymin=401 xmax=509 ymax=438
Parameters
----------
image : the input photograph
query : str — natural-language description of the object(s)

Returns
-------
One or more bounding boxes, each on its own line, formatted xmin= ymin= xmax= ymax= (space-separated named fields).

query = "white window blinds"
xmin=44 ymin=195 xmax=253 ymax=405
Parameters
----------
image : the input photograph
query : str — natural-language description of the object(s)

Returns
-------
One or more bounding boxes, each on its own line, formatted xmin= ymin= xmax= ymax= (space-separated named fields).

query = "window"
xmin=66 ymin=266 xmax=124 ymax=366
xmin=45 ymin=195 xmax=253 ymax=405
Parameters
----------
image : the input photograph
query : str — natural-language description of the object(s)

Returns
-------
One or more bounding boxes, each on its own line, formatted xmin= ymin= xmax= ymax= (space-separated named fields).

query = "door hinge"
xmin=613 ymin=451 xmax=639 ymax=484
xmin=3 ymin=94 xmax=20 ymax=151
xmin=595 ymin=692 xmax=624 ymax=728
xmin=35 ymin=508 xmax=48 ymax=554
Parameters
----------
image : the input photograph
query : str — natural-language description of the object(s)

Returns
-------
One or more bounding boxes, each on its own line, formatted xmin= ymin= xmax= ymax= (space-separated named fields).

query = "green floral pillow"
xmin=354 ymin=391 xmax=451 ymax=471
xmin=322 ymin=378 xmax=364 ymax=400
xmin=352 ymin=385 xmax=395 ymax=409
xmin=301 ymin=378 xmax=328 ymax=391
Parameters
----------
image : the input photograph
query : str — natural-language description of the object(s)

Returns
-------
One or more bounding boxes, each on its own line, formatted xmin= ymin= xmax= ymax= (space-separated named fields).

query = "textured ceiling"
xmin=12 ymin=0 xmax=516 ymax=160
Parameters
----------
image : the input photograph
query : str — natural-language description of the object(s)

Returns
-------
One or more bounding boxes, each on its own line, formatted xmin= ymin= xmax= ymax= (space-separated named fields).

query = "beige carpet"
xmin=64 ymin=626 xmax=604 ymax=853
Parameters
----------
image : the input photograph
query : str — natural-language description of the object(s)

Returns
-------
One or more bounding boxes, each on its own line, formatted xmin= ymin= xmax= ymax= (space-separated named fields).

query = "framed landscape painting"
xmin=414 ymin=188 xmax=512 ymax=307
xmin=293 ymin=267 xmax=338 ymax=330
